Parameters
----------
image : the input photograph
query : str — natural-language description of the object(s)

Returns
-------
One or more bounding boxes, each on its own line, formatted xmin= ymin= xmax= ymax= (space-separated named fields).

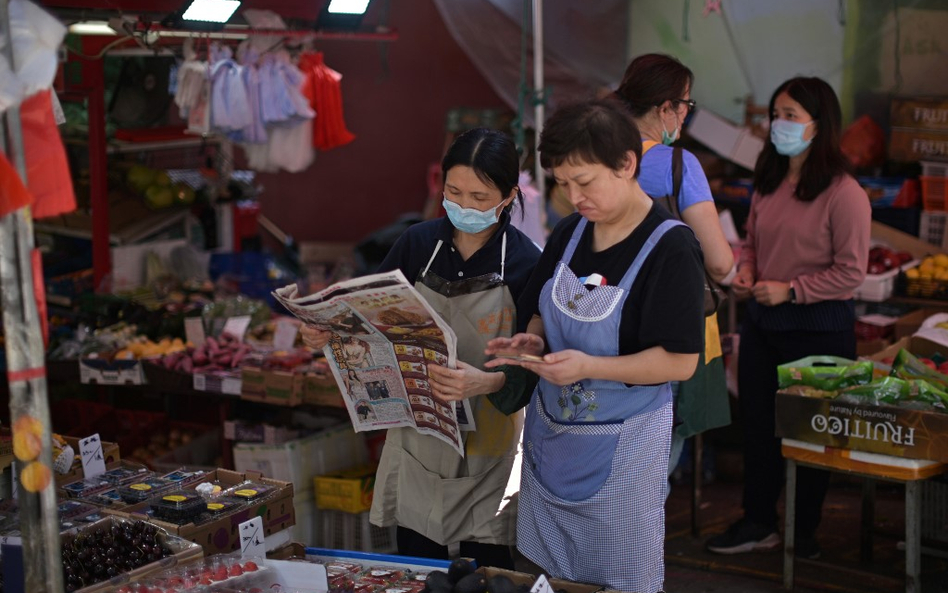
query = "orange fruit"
xmin=13 ymin=415 xmax=43 ymax=437
xmin=13 ymin=431 xmax=42 ymax=462
xmin=20 ymin=461 xmax=52 ymax=493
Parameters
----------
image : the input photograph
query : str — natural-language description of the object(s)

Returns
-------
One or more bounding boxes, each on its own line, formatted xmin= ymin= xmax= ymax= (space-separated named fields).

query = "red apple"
xmin=920 ymin=357 xmax=937 ymax=369
xmin=937 ymin=362 xmax=948 ymax=374
xmin=881 ymin=357 xmax=895 ymax=365
xmin=897 ymin=251 xmax=914 ymax=264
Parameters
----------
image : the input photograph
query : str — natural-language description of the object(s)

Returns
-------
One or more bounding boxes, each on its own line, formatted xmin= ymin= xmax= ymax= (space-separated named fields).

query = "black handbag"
xmin=655 ymin=146 xmax=727 ymax=317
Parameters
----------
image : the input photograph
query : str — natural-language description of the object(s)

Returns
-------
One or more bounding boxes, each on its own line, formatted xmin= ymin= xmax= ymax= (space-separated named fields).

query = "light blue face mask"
xmin=442 ymin=197 xmax=501 ymax=234
xmin=771 ymin=119 xmax=815 ymax=156
xmin=661 ymin=117 xmax=680 ymax=146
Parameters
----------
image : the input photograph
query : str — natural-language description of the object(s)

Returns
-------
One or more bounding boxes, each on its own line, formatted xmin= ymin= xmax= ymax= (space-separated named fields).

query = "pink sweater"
xmin=739 ymin=175 xmax=871 ymax=304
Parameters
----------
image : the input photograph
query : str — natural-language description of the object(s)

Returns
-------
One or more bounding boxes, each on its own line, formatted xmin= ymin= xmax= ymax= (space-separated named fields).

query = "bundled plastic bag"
xmin=777 ymin=355 xmax=874 ymax=391
xmin=836 ymin=376 xmax=948 ymax=410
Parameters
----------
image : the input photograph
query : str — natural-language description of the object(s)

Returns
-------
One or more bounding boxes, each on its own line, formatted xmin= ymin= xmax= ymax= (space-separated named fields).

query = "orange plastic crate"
xmin=922 ymin=176 xmax=948 ymax=211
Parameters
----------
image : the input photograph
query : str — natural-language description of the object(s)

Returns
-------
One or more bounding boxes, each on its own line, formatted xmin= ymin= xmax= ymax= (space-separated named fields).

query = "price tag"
xmin=184 ymin=317 xmax=206 ymax=346
xmin=529 ymin=574 xmax=554 ymax=593
xmin=273 ymin=319 xmax=299 ymax=351
xmin=193 ymin=374 xmax=207 ymax=391
xmin=222 ymin=376 xmax=242 ymax=395
xmin=221 ymin=316 xmax=251 ymax=341
xmin=238 ymin=516 xmax=265 ymax=558
xmin=79 ymin=433 xmax=107 ymax=478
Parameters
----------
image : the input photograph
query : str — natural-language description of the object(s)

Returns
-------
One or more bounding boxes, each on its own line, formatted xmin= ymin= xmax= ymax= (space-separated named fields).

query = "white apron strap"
xmin=500 ymin=232 xmax=507 ymax=281
xmin=421 ymin=240 xmax=444 ymax=277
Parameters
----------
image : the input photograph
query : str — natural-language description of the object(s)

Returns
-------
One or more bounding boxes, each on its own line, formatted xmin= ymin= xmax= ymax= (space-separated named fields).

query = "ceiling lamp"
xmin=315 ymin=0 xmax=372 ymax=31
xmin=162 ymin=0 xmax=242 ymax=31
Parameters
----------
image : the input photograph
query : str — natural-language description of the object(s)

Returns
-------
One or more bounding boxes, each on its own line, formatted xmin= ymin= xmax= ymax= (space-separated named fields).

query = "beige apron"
xmin=370 ymin=234 xmax=524 ymax=546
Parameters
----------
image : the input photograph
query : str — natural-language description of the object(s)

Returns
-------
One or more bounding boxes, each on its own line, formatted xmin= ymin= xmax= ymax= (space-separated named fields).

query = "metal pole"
xmin=532 ymin=0 xmax=545 ymax=200
xmin=0 ymin=0 xmax=64 ymax=591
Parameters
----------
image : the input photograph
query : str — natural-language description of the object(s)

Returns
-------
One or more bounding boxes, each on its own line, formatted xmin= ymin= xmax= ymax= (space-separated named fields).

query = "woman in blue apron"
xmin=487 ymin=100 xmax=705 ymax=592
xmin=302 ymin=128 xmax=540 ymax=569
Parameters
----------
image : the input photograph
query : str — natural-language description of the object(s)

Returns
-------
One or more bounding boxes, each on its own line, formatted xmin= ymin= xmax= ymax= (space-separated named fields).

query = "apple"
xmin=881 ymin=357 xmax=895 ymax=365
xmin=897 ymin=251 xmax=914 ymax=264
xmin=937 ymin=361 xmax=948 ymax=374
xmin=867 ymin=262 xmax=886 ymax=274
xmin=920 ymin=357 xmax=937 ymax=369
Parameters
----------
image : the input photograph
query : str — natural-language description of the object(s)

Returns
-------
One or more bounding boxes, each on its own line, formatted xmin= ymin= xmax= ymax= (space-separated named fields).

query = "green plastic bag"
xmin=777 ymin=356 xmax=874 ymax=391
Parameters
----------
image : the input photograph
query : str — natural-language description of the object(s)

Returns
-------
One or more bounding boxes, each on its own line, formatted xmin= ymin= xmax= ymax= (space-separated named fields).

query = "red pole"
xmin=84 ymin=55 xmax=109 ymax=292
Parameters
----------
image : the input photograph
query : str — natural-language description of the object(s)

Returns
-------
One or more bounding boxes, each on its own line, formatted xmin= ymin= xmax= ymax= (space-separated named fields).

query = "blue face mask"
xmin=442 ymin=197 xmax=502 ymax=234
xmin=661 ymin=117 xmax=680 ymax=146
xmin=771 ymin=119 xmax=814 ymax=156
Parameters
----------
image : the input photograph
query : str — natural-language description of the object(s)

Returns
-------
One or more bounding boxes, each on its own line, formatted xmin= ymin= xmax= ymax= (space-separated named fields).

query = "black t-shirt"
xmin=518 ymin=205 xmax=705 ymax=356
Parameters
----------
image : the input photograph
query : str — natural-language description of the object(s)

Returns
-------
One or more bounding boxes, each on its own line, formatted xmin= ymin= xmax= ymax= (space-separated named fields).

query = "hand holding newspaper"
xmin=273 ymin=270 xmax=474 ymax=456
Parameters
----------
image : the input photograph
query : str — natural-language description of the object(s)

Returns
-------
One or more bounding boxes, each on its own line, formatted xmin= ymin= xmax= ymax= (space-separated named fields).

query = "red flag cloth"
xmin=0 ymin=150 xmax=33 ymax=217
xmin=19 ymin=90 xmax=76 ymax=219
xmin=298 ymin=52 xmax=356 ymax=151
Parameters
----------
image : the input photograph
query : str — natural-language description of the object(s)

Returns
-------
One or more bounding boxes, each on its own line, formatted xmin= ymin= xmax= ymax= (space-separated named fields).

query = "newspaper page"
xmin=273 ymin=270 xmax=474 ymax=456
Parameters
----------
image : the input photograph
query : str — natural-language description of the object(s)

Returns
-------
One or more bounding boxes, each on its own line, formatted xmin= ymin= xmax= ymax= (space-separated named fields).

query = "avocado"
xmin=425 ymin=570 xmax=453 ymax=593
xmin=447 ymin=559 xmax=475 ymax=584
xmin=488 ymin=575 xmax=518 ymax=593
xmin=453 ymin=572 xmax=488 ymax=593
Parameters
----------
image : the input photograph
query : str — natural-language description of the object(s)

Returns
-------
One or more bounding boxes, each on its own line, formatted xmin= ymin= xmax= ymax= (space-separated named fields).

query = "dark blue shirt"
xmin=377 ymin=212 xmax=541 ymax=304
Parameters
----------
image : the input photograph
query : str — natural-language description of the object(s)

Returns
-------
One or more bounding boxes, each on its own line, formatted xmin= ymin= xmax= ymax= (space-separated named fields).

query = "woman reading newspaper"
xmin=301 ymin=128 xmax=541 ymax=569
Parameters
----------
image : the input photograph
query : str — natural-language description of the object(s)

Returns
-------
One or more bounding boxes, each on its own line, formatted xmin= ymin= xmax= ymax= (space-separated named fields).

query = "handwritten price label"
xmin=79 ymin=433 xmax=107 ymax=478
xmin=238 ymin=516 xmax=265 ymax=558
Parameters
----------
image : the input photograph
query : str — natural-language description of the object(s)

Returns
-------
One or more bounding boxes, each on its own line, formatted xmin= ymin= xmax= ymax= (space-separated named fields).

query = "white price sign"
xmin=273 ymin=319 xmax=299 ymax=351
xmin=222 ymin=316 xmax=252 ymax=341
xmin=239 ymin=516 xmax=265 ymax=558
xmin=530 ymin=575 xmax=554 ymax=593
xmin=79 ymin=433 xmax=107 ymax=478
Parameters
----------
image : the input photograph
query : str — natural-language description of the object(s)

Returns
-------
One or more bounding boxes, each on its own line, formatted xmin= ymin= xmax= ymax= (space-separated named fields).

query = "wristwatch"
xmin=788 ymin=282 xmax=797 ymax=304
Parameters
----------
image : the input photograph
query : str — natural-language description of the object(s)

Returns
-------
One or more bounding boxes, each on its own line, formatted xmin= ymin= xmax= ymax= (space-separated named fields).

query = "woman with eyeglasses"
xmin=705 ymin=77 xmax=869 ymax=560
xmin=615 ymin=53 xmax=734 ymax=493
xmin=301 ymin=128 xmax=540 ymax=569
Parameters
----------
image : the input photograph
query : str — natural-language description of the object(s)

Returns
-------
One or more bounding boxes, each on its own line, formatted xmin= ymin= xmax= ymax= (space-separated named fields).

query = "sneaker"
xmin=794 ymin=536 xmax=821 ymax=560
xmin=706 ymin=518 xmax=781 ymax=554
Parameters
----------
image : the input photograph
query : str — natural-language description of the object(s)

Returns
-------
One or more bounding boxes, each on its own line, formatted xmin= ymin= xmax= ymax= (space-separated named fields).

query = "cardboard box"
xmin=314 ymin=465 xmax=377 ymax=514
xmin=56 ymin=436 xmax=122 ymax=487
xmin=856 ymin=338 xmax=890 ymax=357
xmin=79 ymin=358 xmax=144 ymax=385
xmin=112 ymin=469 xmax=295 ymax=556
xmin=894 ymin=308 xmax=948 ymax=340
xmin=68 ymin=516 xmax=203 ymax=593
xmin=687 ymin=108 xmax=765 ymax=171
xmin=303 ymin=372 xmax=345 ymax=408
xmin=476 ymin=567 xmax=602 ymax=593
xmin=193 ymin=370 xmax=241 ymax=395
xmin=890 ymin=128 xmax=948 ymax=163
xmin=891 ymin=97 xmax=948 ymax=132
xmin=241 ymin=367 xmax=305 ymax=406
xmin=775 ymin=390 xmax=948 ymax=462
xmin=224 ymin=421 xmax=302 ymax=445
xmin=233 ymin=425 xmax=369 ymax=494
xmin=870 ymin=220 xmax=938 ymax=260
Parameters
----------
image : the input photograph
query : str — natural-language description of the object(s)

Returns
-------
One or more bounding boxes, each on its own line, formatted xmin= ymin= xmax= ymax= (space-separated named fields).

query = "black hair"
xmin=615 ymin=53 xmax=695 ymax=118
xmin=753 ymin=76 xmax=852 ymax=202
xmin=538 ymin=97 xmax=643 ymax=179
xmin=441 ymin=128 xmax=523 ymax=213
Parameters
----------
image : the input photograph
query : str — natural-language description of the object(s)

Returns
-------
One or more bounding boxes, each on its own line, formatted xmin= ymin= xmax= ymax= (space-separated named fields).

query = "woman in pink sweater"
xmin=705 ymin=77 xmax=870 ymax=560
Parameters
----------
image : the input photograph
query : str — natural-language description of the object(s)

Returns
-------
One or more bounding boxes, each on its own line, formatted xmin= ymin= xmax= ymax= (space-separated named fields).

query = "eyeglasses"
xmin=673 ymin=99 xmax=697 ymax=113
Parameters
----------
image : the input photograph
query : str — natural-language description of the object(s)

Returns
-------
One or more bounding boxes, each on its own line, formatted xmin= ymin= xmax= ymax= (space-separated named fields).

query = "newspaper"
xmin=273 ymin=270 xmax=474 ymax=456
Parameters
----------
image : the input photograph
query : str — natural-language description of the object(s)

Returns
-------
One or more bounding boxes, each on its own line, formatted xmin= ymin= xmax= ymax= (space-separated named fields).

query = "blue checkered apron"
xmin=517 ymin=218 xmax=679 ymax=593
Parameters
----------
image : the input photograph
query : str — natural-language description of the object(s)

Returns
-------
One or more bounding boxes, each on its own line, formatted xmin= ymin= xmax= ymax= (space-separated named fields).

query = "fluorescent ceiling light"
xmin=68 ymin=21 xmax=115 ymax=35
xmin=327 ymin=0 xmax=371 ymax=15
xmin=182 ymin=0 xmax=241 ymax=23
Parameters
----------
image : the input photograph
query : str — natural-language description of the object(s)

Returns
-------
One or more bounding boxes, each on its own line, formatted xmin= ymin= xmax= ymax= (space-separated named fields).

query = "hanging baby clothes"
xmin=0 ymin=0 xmax=66 ymax=112
xmin=235 ymin=43 xmax=267 ymax=145
xmin=258 ymin=51 xmax=314 ymax=127
xmin=175 ymin=38 xmax=210 ymax=135
xmin=209 ymin=44 xmax=253 ymax=137
xmin=298 ymin=51 xmax=355 ymax=150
